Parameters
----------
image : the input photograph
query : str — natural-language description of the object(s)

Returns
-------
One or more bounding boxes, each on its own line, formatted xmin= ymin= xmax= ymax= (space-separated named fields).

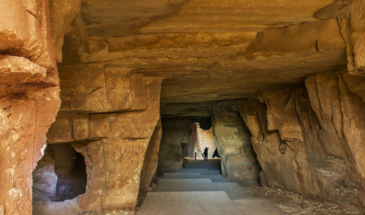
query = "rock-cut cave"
xmin=1 ymin=0 xmax=365 ymax=214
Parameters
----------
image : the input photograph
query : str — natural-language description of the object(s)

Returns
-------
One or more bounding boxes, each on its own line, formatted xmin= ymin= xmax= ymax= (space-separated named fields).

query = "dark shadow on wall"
xmin=157 ymin=118 xmax=193 ymax=174
xmin=55 ymin=148 xmax=87 ymax=201
xmin=193 ymin=117 xmax=212 ymax=130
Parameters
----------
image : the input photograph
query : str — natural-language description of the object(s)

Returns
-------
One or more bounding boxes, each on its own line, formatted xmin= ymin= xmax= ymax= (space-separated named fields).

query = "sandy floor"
xmin=143 ymin=158 xmax=363 ymax=215
xmin=233 ymin=180 xmax=362 ymax=215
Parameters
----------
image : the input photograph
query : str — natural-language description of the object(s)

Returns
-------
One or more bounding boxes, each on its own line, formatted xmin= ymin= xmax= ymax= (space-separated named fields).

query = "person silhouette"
xmin=203 ymin=147 xmax=209 ymax=161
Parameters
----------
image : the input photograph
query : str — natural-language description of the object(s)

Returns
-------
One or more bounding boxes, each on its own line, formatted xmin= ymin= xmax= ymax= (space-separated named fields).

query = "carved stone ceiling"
xmin=60 ymin=0 xmax=348 ymax=103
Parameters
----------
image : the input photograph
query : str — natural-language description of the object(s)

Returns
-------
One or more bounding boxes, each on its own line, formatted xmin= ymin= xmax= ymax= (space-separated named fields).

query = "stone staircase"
xmin=137 ymin=159 xmax=285 ymax=215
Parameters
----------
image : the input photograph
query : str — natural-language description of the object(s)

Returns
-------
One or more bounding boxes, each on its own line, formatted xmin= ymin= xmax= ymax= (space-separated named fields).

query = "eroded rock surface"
xmin=58 ymin=18 xmax=346 ymax=103
xmin=140 ymin=120 xmax=163 ymax=191
xmin=337 ymin=0 xmax=365 ymax=75
xmin=49 ymin=0 xmax=82 ymax=62
xmin=158 ymin=118 xmax=192 ymax=172
xmin=52 ymin=0 xmax=348 ymax=103
xmin=32 ymin=147 xmax=58 ymax=202
xmin=237 ymin=69 xmax=365 ymax=209
xmin=0 ymin=0 xmax=60 ymax=214
xmin=212 ymin=101 xmax=261 ymax=180
xmin=42 ymin=77 xmax=162 ymax=214
xmin=2 ymin=0 xmax=365 ymax=214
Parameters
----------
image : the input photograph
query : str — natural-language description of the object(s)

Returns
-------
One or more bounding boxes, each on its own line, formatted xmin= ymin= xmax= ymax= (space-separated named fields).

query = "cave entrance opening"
xmin=157 ymin=101 xmax=266 ymax=187
xmin=187 ymin=120 xmax=216 ymax=159
xmin=183 ymin=118 xmax=222 ymax=171
xmin=157 ymin=117 xmax=222 ymax=175
xmin=32 ymin=143 xmax=87 ymax=203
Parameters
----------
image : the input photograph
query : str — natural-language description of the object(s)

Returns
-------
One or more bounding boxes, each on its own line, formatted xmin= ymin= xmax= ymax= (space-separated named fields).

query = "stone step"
xmin=163 ymin=172 xmax=202 ymax=177
xmin=157 ymin=178 xmax=214 ymax=188
xmin=175 ymin=168 xmax=209 ymax=172
xmin=163 ymin=173 xmax=227 ymax=182
xmin=156 ymin=179 xmax=252 ymax=200
xmin=184 ymin=160 xmax=221 ymax=170
xmin=174 ymin=168 xmax=221 ymax=175
xmin=185 ymin=166 xmax=221 ymax=171
xmin=137 ymin=191 xmax=284 ymax=215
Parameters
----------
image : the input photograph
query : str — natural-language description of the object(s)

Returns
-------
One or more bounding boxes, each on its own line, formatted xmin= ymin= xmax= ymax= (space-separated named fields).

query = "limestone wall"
xmin=42 ymin=73 xmax=162 ymax=214
xmin=0 ymin=0 xmax=60 ymax=214
xmin=140 ymin=120 xmax=163 ymax=191
xmin=1 ymin=0 xmax=365 ymax=214
xmin=200 ymin=128 xmax=215 ymax=158
xmin=238 ymin=68 xmax=365 ymax=209
xmin=188 ymin=123 xmax=215 ymax=158
xmin=188 ymin=123 xmax=199 ymax=158
xmin=188 ymin=122 xmax=203 ymax=158
xmin=239 ymin=99 xmax=313 ymax=194
xmin=337 ymin=0 xmax=365 ymax=75
xmin=32 ymin=146 xmax=58 ymax=202
xmin=158 ymin=118 xmax=192 ymax=172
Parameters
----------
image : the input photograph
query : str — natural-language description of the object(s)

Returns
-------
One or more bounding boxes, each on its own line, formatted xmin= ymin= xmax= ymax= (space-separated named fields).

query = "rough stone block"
xmin=59 ymin=64 xmax=150 ymax=113
xmin=0 ymin=0 xmax=56 ymax=71
xmin=102 ymin=138 xmax=150 ymax=209
xmin=131 ymin=74 xmax=147 ymax=110
xmin=89 ymin=77 xmax=162 ymax=139
xmin=104 ymin=66 xmax=133 ymax=110
xmin=238 ymin=99 xmax=313 ymax=195
xmin=72 ymin=115 xmax=89 ymax=140
xmin=59 ymin=64 xmax=108 ymax=112
xmin=89 ymin=114 xmax=110 ymax=139
xmin=212 ymin=101 xmax=261 ymax=179
xmin=0 ymin=56 xmax=47 ymax=86
xmin=32 ymin=147 xmax=58 ymax=201
xmin=49 ymin=0 xmax=82 ymax=63
xmin=74 ymin=141 xmax=104 ymax=212
xmin=140 ymin=121 xmax=162 ymax=190
xmin=158 ymin=118 xmax=192 ymax=172
xmin=337 ymin=0 xmax=365 ymax=75
xmin=47 ymin=114 xmax=73 ymax=143
xmin=66 ymin=78 xmax=162 ymax=213
xmin=0 ymin=85 xmax=60 ymax=215
xmin=226 ymin=152 xmax=261 ymax=180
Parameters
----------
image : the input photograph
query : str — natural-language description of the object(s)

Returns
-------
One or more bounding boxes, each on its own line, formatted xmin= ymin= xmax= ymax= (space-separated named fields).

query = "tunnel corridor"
xmin=1 ymin=0 xmax=365 ymax=215
xmin=138 ymin=158 xmax=284 ymax=215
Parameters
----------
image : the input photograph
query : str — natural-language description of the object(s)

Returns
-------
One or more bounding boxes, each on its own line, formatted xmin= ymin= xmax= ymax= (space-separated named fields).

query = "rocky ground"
xmin=232 ymin=178 xmax=362 ymax=215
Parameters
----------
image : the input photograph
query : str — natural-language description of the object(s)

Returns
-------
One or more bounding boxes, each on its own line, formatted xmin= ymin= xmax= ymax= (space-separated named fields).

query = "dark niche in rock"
xmin=32 ymin=143 xmax=87 ymax=202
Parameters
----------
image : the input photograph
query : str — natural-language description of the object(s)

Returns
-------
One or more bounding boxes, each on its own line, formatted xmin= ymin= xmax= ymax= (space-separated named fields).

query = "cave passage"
xmin=157 ymin=117 xmax=222 ymax=173
xmin=186 ymin=121 xmax=216 ymax=159
xmin=5 ymin=0 xmax=365 ymax=214
xmin=138 ymin=111 xmax=275 ymax=214
xmin=157 ymin=112 xmax=262 ymax=183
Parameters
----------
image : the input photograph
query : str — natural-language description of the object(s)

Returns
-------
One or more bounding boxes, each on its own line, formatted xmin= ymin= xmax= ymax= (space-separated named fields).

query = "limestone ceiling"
xmin=80 ymin=0 xmax=334 ymax=37
xmin=59 ymin=0 xmax=349 ymax=103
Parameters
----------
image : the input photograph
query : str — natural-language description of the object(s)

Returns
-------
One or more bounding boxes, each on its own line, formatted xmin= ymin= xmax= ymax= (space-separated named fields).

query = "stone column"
xmin=45 ymin=75 xmax=163 ymax=214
